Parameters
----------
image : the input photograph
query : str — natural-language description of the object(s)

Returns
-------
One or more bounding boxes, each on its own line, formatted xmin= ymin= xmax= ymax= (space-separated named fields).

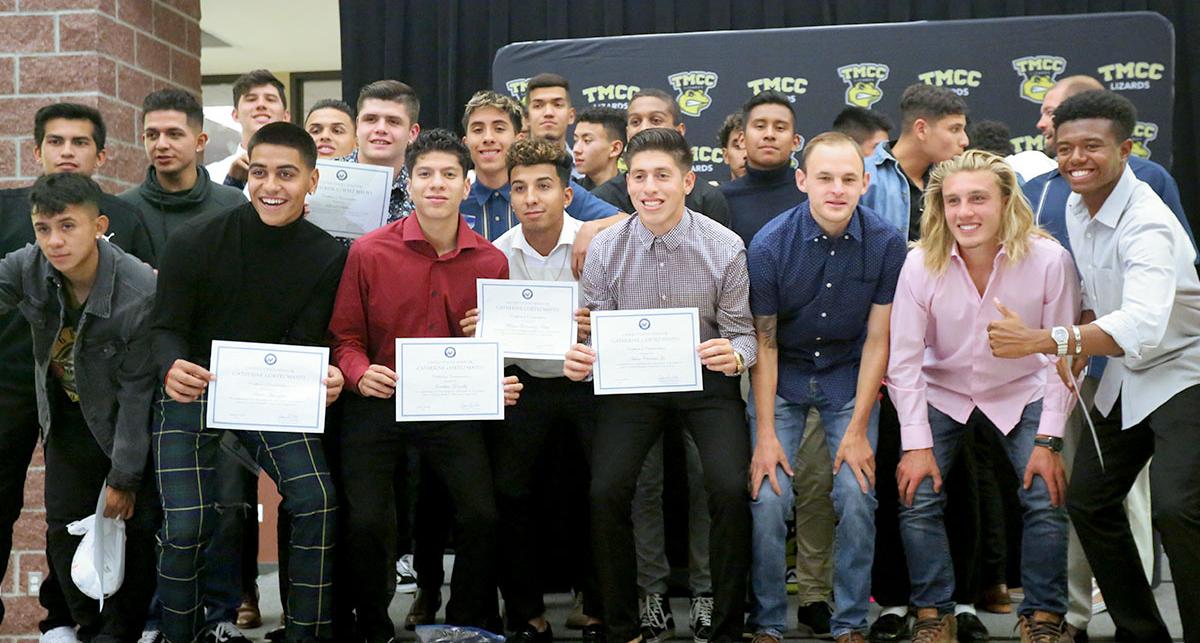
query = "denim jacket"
xmin=0 ymin=240 xmax=156 ymax=490
xmin=859 ymin=141 xmax=913 ymax=238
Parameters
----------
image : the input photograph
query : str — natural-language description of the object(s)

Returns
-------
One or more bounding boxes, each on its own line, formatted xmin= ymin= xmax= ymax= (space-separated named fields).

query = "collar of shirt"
xmin=799 ymin=202 xmax=864 ymax=243
xmin=1067 ymin=164 xmax=1136 ymax=230
xmin=469 ymin=179 xmax=511 ymax=209
xmin=399 ymin=212 xmax=479 ymax=260
xmin=509 ymin=216 xmax=580 ymax=259
xmin=948 ymin=238 xmax=1010 ymax=265
xmin=631 ymin=208 xmax=692 ymax=251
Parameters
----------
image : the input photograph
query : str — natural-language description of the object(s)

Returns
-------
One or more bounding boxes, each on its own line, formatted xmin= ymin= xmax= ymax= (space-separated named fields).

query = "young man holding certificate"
xmin=152 ymin=122 xmax=347 ymax=643
xmin=563 ymin=127 xmax=756 ymax=643
xmin=328 ymin=129 xmax=521 ymax=640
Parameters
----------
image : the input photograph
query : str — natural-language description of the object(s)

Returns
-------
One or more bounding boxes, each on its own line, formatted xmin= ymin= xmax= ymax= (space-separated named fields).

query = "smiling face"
xmin=409 ymin=150 xmax=469 ymax=224
xmin=1054 ymin=117 xmax=1130 ymax=209
xmin=744 ymin=103 xmax=799 ymax=170
xmin=32 ymin=203 xmax=107 ymax=280
xmin=356 ymin=98 xmax=420 ymax=168
xmin=527 ymin=86 xmax=574 ymax=142
xmin=247 ymin=143 xmax=318 ymax=227
xmin=626 ymin=149 xmax=694 ymax=233
xmin=233 ymin=83 xmax=289 ymax=139
xmin=305 ymin=107 xmax=356 ymax=158
xmin=797 ymin=141 xmax=868 ymax=235
xmin=510 ymin=162 xmax=571 ymax=238
xmin=142 ymin=109 xmax=205 ymax=179
xmin=941 ymin=169 xmax=1004 ymax=253
xmin=34 ymin=118 xmax=105 ymax=175
xmin=464 ymin=106 xmax=518 ymax=181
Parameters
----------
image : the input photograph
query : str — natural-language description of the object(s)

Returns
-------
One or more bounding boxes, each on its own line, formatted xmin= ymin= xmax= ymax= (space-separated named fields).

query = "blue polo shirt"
xmin=461 ymin=178 xmax=618 ymax=241
xmin=748 ymin=201 xmax=906 ymax=407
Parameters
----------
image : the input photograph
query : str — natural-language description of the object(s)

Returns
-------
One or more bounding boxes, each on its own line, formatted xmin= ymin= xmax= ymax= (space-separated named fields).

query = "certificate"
xmin=476 ymin=279 xmax=577 ymax=359
xmin=306 ymin=159 xmax=393 ymax=238
xmin=206 ymin=340 xmax=329 ymax=433
xmin=591 ymin=308 xmax=703 ymax=395
xmin=395 ymin=338 xmax=504 ymax=422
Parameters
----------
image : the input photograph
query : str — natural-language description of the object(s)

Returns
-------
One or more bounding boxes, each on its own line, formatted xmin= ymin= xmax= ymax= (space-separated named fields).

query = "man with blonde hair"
xmin=888 ymin=150 xmax=1079 ymax=643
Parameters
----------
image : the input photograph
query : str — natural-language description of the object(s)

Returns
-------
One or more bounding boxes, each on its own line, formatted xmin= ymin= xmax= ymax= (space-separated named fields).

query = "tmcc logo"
xmin=836 ymin=63 xmax=889 ymax=108
xmin=667 ymin=70 xmax=718 ymax=117
xmin=1011 ymin=55 xmax=1067 ymax=104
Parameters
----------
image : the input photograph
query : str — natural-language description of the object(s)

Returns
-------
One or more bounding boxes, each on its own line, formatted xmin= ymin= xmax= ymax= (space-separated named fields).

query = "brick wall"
xmin=0 ymin=1 xmax=201 ymax=638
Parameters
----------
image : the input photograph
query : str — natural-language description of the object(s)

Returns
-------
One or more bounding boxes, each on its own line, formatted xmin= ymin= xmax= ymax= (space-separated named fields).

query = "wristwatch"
xmin=1034 ymin=435 xmax=1064 ymax=453
xmin=1051 ymin=326 xmax=1070 ymax=357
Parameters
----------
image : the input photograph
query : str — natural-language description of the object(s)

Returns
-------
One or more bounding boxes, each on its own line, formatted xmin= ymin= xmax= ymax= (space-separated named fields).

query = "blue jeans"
xmin=901 ymin=400 xmax=1067 ymax=616
xmin=748 ymin=379 xmax=879 ymax=638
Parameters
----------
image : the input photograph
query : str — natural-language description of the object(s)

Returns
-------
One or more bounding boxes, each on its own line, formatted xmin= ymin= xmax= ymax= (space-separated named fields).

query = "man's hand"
xmin=103 ymin=486 xmax=135 ymax=520
xmin=572 ymin=221 xmax=602 ymax=278
xmin=834 ymin=430 xmax=876 ymax=494
xmin=460 ymin=308 xmax=480 ymax=337
xmin=165 ymin=359 xmax=214 ymax=403
xmin=1025 ymin=442 xmax=1067 ymax=507
xmin=563 ymin=343 xmax=596 ymax=381
xmin=503 ymin=374 xmax=523 ymax=406
xmin=575 ymin=307 xmax=592 ymax=343
xmin=324 ymin=365 xmax=345 ymax=406
xmin=1055 ymin=356 xmax=1087 ymax=393
xmin=358 ymin=364 xmax=398 ymax=399
xmin=698 ymin=338 xmax=739 ymax=375
xmin=227 ymin=154 xmax=250 ymax=182
xmin=987 ymin=299 xmax=1038 ymax=359
xmin=749 ymin=436 xmax=793 ymax=500
xmin=896 ymin=448 xmax=942 ymax=507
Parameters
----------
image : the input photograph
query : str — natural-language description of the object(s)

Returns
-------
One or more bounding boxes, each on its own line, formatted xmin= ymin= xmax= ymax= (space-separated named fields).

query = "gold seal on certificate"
xmin=306 ymin=159 xmax=394 ymax=238
xmin=205 ymin=340 xmax=330 ymax=433
xmin=591 ymin=308 xmax=704 ymax=395
xmin=395 ymin=338 xmax=505 ymax=422
xmin=476 ymin=279 xmax=578 ymax=359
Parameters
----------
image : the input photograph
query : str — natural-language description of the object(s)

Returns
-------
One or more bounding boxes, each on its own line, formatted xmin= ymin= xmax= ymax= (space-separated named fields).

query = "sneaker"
xmin=1018 ymin=612 xmax=1064 ymax=643
xmin=565 ymin=592 xmax=589 ymax=630
xmin=405 ymin=588 xmax=442 ymax=630
xmin=582 ymin=623 xmax=607 ymax=643
xmin=909 ymin=614 xmax=955 ymax=643
xmin=42 ymin=627 xmax=79 ymax=643
xmin=956 ymin=612 xmax=990 ymax=642
xmin=785 ymin=568 xmax=798 ymax=595
xmin=265 ymin=624 xmax=287 ymax=641
xmin=795 ymin=601 xmax=833 ymax=639
xmin=1090 ymin=583 xmax=1106 ymax=615
xmin=639 ymin=593 xmax=675 ymax=643
xmin=867 ymin=613 xmax=909 ymax=642
xmin=397 ymin=554 xmax=419 ymax=594
xmin=689 ymin=595 xmax=713 ymax=643
xmin=203 ymin=622 xmax=253 ymax=643
xmin=507 ymin=623 xmax=554 ymax=643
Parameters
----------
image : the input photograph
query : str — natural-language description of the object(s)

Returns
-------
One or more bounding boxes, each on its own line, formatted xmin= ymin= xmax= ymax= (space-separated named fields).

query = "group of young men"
xmin=0 ymin=62 xmax=1195 ymax=643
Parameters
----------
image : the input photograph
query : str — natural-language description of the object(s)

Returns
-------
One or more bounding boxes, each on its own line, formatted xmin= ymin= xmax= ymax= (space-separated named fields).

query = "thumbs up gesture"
xmin=987 ymin=298 xmax=1036 ymax=358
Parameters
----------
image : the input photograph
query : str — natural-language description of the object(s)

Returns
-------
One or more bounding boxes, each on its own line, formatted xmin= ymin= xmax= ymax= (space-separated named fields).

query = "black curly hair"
xmin=1052 ymin=90 xmax=1136 ymax=142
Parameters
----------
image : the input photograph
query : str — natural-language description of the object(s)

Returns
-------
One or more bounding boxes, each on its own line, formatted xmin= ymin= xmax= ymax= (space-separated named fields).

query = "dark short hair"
xmin=142 ymin=88 xmax=204 ymax=130
xmin=624 ymin=127 xmax=692 ymax=172
xmin=576 ymin=107 xmax=627 ymax=145
xmin=966 ymin=120 xmax=1015 ymax=156
xmin=742 ymin=90 xmax=795 ymax=127
xmin=1052 ymin=90 xmax=1137 ymax=142
xmin=34 ymin=103 xmax=106 ymax=150
xmin=526 ymin=73 xmax=570 ymax=96
xmin=248 ymin=121 xmax=317 ymax=170
xmin=305 ymin=98 xmax=354 ymax=123
xmin=29 ymin=172 xmax=103 ymax=217
xmin=800 ymin=131 xmax=863 ymax=171
xmin=899 ymin=83 xmax=968 ymax=133
xmin=507 ymin=137 xmax=573 ymax=187
xmin=356 ymin=79 xmax=420 ymax=123
xmin=628 ymin=88 xmax=681 ymax=126
xmin=232 ymin=69 xmax=287 ymax=109
xmin=832 ymin=106 xmax=892 ymax=145
xmin=405 ymin=128 xmax=471 ymax=174
xmin=717 ymin=112 xmax=743 ymax=148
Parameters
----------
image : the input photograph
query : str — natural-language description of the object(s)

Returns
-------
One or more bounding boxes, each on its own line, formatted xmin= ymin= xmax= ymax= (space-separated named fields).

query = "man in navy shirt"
xmin=746 ymin=132 xmax=906 ymax=643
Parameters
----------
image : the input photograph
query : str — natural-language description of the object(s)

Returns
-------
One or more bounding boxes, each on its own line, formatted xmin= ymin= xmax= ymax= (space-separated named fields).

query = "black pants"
xmin=44 ymin=399 xmax=156 ymax=642
xmin=591 ymin=372 xmax=749 ymax=643
xmin=489 ymin=368 xmax=600 ymax=628
xmin=1068 ymin=384 xmax=1200 ymax=642
xmin=338 ymin=394 xmax=498 ymax=640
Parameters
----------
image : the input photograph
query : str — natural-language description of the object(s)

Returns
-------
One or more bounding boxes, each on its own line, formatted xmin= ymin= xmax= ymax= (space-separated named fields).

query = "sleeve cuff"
xmin=900 ymin=422 xmax=934 ymax=451
xmin=1093 ymin=314 xmax=1142 ymax=360
xmin=105 ymin=467 xmax=140 ymax=492
xmin=1036 ymin=409 xmax=1068 ymax=439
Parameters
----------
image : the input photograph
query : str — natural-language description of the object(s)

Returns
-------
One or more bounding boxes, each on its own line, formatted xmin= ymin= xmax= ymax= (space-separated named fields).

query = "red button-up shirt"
xmin=329 ymin=214 xmax=509 ymax=389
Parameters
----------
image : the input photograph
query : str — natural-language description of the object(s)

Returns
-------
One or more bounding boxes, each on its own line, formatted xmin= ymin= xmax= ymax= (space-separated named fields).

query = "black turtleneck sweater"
xmin=151 ymin=202 xmax=347 ymax=378
xmin=118 ymin=165 xmax=246 ymax=253
xmin=719 ymin=163 xmax=805 ymax=246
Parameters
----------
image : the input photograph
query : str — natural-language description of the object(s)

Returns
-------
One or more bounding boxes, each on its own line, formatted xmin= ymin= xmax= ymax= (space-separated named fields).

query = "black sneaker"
xmin=507 ymin=623 xmax=554 ymax=643
xmin=582 ymin=623 xmax=607 ymax=643
xmin=955 ymin=612 xmax=990 ymax=642
xmin=689 ymin=595 xmax=713 ymax=643
xmin=201 ymin=622 xmax=252 ymax=643
xmin=640 ymin=593 xmax=675 ymax=643
xmin=796 ymin=601 xmax=833 ymax=639
xmin=867 ymin=613 xmax=910 ymax=642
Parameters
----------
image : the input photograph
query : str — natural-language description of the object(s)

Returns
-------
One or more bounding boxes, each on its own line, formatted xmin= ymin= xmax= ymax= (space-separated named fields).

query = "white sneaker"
xmin=138 ymin=631 xmax=164 ymax=643
xmin=396 ymin=553 xmax=418 ymax=593
xmin=40 ymin=626 xmax=78 ymax=643
xmin=1092 ymin=580 xmax=1107 ymax=614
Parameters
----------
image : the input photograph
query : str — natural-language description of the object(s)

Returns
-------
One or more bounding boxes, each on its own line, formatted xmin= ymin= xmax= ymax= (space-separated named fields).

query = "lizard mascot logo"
xmin=505 ymin=78 xmax=530 ymax=104
xmin=837 ymin=63 xmax=889 ymax=108
xmin=1131 ymin=121 xmax=1158 ymax=159
xmin=667 ymin=71 xmax=718 ymax=117
xmin=1011 ymin=55 xmax=1067 ymax=104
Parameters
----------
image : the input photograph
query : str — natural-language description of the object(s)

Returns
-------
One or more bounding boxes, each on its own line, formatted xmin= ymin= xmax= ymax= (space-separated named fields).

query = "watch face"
xmin=1052 ymin=327 xmax=1069 ymax=342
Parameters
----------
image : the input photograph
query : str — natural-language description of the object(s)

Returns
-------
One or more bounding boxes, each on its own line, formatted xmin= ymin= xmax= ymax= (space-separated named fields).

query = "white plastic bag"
xmin=66 ymin=486 xmax=126 ymax=609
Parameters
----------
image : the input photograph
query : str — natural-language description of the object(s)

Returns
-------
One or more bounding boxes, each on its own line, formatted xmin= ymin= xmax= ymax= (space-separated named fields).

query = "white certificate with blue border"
xmin=395 ymin=338 xmax=504 ymax=422
xmin=476 ymin=279 xmax=578 ymax=359
xmin=591 ymin=308 xmax=704 ymax=395
xmin=306 ymin=159 xmax=393 ymax=238
xmin=206 ymin=340 xmax=329 ymax=433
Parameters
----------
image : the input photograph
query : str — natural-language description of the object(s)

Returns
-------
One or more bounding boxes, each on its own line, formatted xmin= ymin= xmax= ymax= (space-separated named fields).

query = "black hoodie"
xmin=118 ymin=165 xmax=246 ymax=252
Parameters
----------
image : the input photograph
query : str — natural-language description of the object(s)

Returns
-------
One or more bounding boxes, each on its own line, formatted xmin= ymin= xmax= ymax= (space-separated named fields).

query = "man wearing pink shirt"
xmin=886 ymin=151 xmax=1079 ymax=643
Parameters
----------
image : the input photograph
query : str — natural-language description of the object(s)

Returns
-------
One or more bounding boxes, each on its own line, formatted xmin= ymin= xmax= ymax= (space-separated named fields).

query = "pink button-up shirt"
xmin=887 ymin=236 xmax=1080 ymax=450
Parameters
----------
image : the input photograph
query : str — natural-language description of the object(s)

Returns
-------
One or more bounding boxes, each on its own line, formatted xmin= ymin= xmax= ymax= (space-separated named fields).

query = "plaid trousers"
xmin=153 ymin=392 xmax=336 ymax=643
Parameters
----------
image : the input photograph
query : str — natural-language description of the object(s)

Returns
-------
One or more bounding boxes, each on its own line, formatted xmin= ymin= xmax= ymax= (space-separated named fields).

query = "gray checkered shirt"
xmin=581 ymin=208 xmax=757 ymax=369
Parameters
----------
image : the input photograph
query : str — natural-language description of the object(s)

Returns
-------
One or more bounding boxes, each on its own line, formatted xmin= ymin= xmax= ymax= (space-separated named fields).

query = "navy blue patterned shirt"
xmin=748 ymin=201 xmax=906 ymax=407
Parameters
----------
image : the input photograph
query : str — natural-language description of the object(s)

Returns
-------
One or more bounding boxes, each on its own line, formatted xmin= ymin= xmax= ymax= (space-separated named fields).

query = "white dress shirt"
xmin=1067 ymin=164 xmax=1200 ymax=427
xmin=492 ymin=215 xmax=583 ymax=379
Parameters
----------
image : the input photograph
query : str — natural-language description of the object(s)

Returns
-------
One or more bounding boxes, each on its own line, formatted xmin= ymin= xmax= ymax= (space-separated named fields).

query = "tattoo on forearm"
xmin=754 ymin=315 xmax=777 ymax=348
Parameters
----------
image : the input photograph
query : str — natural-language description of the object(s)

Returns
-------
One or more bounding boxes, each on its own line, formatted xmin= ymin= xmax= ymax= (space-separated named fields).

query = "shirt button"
xmin=830 ymin=250 xmax=835 ymax=256
xmin=816 ymin=337 xmax=822 ymax=341
xmin=843 ymin=234 xmax=849 ymax=239
xmin=822 ymin=235 xmax=828 ymax=240
xmin=825 ymin=282 xmax=832 ymax=288
xmin=821 ymin=312 xmax=827 ymax=318
xmin=659 ymin=262 xmax=664 ymax=267
xmin=430 ymin=291 xmax=437 ymax=297
xmin=494 ymin=216 xmax=500 ymax=221
xmin=660 ymin=295 xmax=667 ymax=301
xmin=814 ymin=351 xmax=821 ymax=357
